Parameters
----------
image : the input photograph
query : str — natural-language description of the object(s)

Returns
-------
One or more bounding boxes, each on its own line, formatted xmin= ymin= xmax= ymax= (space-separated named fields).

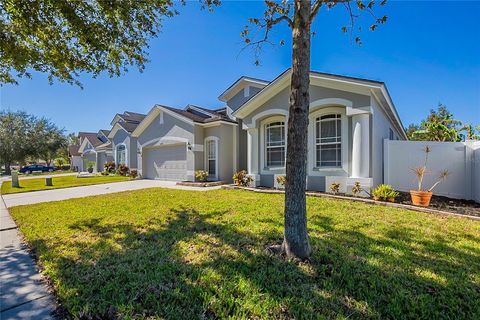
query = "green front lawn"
xmin=1 ymin=175 xmax=132 ymax=194
xmin=10 ymin=189 xmax=480 ymax=319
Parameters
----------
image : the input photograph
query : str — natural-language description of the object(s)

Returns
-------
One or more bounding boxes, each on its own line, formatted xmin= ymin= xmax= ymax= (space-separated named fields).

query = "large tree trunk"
xmin=282 ymin=0 xmax=312 ymax=259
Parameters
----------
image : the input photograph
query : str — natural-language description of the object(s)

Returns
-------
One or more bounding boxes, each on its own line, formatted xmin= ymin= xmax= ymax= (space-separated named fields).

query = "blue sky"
xmin=1 ymin=0 xmax=479 ymax=134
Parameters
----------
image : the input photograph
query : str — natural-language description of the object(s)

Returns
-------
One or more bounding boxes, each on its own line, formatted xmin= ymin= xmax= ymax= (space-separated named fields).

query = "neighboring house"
xmin=68 ymin=145 xmax=82 ymax=171
xmin=77 ymin=131 xmax=113 ymax=172
xmin=232 ymin=69 xmax=406 ymax=192
xmin=107 ymin=111 xmax=146 ymax=170
xmin=131 ymin=104 xmax=238 ymax=182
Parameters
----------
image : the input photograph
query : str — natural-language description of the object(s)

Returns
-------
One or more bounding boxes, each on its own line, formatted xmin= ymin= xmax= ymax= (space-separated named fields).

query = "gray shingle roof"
xmin=78 ymin=132 xmax=104 ymax=148
xmin=160 ymin=105 xmax=236 ymax=124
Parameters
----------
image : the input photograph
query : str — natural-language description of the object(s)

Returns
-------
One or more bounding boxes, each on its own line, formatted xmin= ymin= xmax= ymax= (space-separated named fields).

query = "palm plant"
xmin=412 ymin=146 xmax=449 ymax=192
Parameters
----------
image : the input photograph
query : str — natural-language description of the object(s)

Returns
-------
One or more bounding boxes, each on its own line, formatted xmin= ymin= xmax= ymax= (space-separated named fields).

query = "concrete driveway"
xmin=2 ymin=179 xmax=221 ymax=208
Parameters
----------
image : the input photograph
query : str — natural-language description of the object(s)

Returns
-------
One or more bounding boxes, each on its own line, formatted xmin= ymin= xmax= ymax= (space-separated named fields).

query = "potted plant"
xmin=87 ymin=161 xmax=95 ymax=174
xmin=410 ymin=146 xmax=449 ymax=207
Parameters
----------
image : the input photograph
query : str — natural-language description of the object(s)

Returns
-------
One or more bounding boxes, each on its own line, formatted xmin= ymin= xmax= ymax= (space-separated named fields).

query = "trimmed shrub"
xmin=195 ymin=170 xmax=209 ymax=182
xmin=117 ymin=164 xmax=129 ymax=176
xmin=372 ymin=184 xmax=399 ymax=202
xmin=104 ymin=161 xmax=116 ymax=173
xmin=276 ymin=175 xmax=286 ymax=188
xmin=352 ymin=182 xmax=362 ymax=196
xmin=330 ymin=182 xmax=340 ymax=194
xmin=233 ymin=170 xmax=253 ymax=187
xmin=129 ymin=169 xmax=138 ymax=179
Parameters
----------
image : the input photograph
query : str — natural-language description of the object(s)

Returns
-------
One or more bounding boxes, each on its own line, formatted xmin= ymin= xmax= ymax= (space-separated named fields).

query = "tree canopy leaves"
xmin=0 ymin=0 xmax=179 ymax=86
xmin=0 ymin=110 xmax=67 ymax=174
xmin=406 ymin=104 xmax=479 ymax=142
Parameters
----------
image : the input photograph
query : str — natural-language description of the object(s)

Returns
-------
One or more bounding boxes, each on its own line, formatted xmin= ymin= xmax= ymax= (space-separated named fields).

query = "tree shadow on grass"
xmin=29 ymin=205 xmax=480 ymax=319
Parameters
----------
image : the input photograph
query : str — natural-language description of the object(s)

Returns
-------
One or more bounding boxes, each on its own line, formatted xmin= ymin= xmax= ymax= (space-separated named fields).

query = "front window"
xmin=265 ymin=121 xmax=285 ymax=167
xmin=316 ymin=114 xmax=341 ymax=167
xmin=206 ymin=140 xmax=217 ymax=177
xmin=116 ymin=145 xmax=126 ymax=165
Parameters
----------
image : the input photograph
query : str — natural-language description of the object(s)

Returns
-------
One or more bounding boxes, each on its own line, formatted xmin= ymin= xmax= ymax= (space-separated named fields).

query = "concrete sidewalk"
xmin=3 ymin=179 xmax=221 ymax=208
xmin=0 ymin=197 xmax=56 ymax=319
xmin=0 ymin=172 xmax=77 ymax=182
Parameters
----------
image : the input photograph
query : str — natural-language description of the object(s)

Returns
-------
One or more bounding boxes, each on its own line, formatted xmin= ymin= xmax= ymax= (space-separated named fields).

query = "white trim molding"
xmin=244 ymin=108 xmax=289 ymax=129
xmin=141 ymin=136 xmax=190 ymax=149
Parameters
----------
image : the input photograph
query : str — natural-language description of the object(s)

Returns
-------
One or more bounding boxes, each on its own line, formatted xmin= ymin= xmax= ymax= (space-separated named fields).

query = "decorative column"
xmin=351 ymin=113 xmax=370 ymax=178
xmin=246 ymin=128 xmax=260 ymax=186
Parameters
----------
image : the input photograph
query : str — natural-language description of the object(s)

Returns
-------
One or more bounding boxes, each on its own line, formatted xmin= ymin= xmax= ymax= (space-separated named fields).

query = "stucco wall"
xmin=384 ymin=140 xmax=479 ymax=201
xmin=241 ymin=84 xmax=372 ymax=190
xmin=242 ymin=86 xmax=371 ymax=126
xmin=237 ymin=119 xmax=248 ymax=171
xmin=137 ymin=110 xmax=195 ymax=179
xmin=70 ymin=156 xmax=83 ymax=172
xmin=371 ymin=97 xmax=405 ymax=187
xmin=203 ymin=124 xmax=235 ymax=182
xmin=227 ymin=86 xmax=262 ymax=111
xmin=137 ymin=112 xmax=194 ymax=147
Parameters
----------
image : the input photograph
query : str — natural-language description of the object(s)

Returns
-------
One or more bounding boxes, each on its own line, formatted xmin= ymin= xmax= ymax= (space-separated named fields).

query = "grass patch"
xmin=10 ymin=189 xmax=480 ymax=319
xmin=1 ymin=175 xmax=131 ymax=194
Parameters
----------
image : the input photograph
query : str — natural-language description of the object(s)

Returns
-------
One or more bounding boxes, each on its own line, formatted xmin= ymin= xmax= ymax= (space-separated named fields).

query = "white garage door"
xmin=143 ymin=144 xmax=187 ymax=181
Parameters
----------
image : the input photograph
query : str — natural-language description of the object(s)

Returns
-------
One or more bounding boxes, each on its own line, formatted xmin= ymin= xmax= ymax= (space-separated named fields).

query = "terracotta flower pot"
xmin=387 ymin=197 xmax=395 ymax=203
xmin=373 ymin=196 xmax=380 ymax=201
xmin=410 ymin=190 xmax=432 ymax=207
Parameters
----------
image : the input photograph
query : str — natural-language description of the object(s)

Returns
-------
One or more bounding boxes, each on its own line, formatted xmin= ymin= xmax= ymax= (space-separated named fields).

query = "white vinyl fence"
xmin=384 ymin=140 xmax=480 ymax=202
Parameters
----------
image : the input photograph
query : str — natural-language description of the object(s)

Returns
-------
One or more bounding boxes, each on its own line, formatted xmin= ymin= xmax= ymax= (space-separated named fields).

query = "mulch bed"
xmin=395 ymin=191 xmax=480 ymax=217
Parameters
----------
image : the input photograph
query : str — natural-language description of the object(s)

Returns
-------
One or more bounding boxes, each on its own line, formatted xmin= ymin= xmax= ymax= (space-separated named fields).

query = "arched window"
xmin=265 ymin=121 xmax=285 ymax=168
xmin=316 ymin=114 xmax=341 ymax=167
xmin=116 ymin=145 xmax=126 ymax=165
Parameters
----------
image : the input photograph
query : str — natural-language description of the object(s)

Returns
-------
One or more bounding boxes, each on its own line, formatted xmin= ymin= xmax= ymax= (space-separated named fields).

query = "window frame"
xmin=315 ymin=113 xmax=342 ymax=169
xmin=264 ymin=120 xmax=286 ymax=169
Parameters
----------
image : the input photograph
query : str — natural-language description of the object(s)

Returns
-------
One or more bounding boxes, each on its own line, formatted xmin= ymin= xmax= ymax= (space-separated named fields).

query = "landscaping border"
xmin=222 ymin=185 xmax=480 ymax=221
xmin=177 ymin=181 xmax=226 ymax=188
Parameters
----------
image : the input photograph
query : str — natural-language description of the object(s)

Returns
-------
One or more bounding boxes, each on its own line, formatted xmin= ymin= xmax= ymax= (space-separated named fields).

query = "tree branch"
xmin=270 ymin=15 xmax=294 ymax=29
xmin=310 ymin=0 xmax=323 ymax=21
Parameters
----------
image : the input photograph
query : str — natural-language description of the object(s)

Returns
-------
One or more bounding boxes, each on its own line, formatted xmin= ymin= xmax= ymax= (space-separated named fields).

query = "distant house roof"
xmin=68 ymin=145 xmax=80 ymax=157
xmin=119 ymin=121 xmax=141 ymax=133
xmin=78 ymin=132 xmax=104 ymax=148
xmin=99 ymin=129 xmax=110 ymax=137
xmin=132 ymin=104 xmax=237 ymax=137
xmin=218 ymin=76 xmax=270 ymax=102
xmin=121 ymin=111 xmax=146 ymax=123
xmin=164 ymin=105 xmax=236 ymax=124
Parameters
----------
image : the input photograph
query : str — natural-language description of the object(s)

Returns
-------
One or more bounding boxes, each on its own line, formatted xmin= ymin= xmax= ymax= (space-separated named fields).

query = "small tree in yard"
xmin=242 ymin=0 xmax=388 ymax=259
xmin=0 ymin=111 xmax=37 ymax=175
